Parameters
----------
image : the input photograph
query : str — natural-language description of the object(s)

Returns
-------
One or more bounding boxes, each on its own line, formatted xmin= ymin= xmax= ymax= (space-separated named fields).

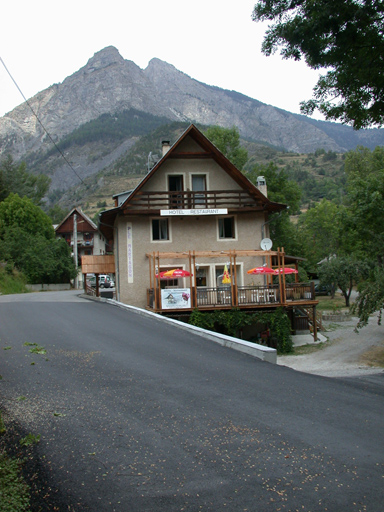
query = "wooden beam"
xmin=168 ymin=152 xmax=215 ymax=159
xmin=145 ymin=249 xmax=280 ymax=259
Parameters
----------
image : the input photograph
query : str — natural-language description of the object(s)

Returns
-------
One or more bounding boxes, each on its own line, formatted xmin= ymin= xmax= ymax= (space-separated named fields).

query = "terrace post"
xmin=313 ymin=305 xmax=318 ymax=341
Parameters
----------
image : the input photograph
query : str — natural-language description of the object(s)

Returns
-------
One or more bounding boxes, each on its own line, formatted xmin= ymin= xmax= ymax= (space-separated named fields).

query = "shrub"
xmin=189 ymin=308 xmax=293 ymax=354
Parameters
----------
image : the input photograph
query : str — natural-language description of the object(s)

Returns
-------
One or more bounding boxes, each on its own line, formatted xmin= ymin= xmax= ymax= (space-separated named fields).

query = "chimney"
xmin=162 ymin=139 xmax=171 ymax=156
xmin=256 ymin=176 xmax=267 ymax=197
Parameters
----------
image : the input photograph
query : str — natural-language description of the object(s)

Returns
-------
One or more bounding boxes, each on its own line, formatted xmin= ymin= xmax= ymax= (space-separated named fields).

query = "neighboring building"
xmin=99 ymin=124 xmax=317 ymax=330
xmin=55 ymin=207 xmax=109 ymax=285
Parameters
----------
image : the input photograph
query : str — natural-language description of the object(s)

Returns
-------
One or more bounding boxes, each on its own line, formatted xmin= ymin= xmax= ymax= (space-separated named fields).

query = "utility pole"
xmin=73 ymin=213 xmax=78 ymax=289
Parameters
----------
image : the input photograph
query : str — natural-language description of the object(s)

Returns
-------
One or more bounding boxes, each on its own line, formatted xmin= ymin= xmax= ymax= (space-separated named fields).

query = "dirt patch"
xmin=359 ymin=343 xmax=384 ymax=367
xmin=278 ymin=313 xmax=384 ymax=377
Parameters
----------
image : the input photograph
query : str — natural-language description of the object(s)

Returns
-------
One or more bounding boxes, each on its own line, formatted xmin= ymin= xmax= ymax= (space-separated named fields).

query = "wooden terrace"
xmin=147 ymin=247 xmax=317 ymax=308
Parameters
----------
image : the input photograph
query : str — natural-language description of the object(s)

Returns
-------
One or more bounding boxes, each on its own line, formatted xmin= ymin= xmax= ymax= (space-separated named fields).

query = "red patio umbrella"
xmin=156 ymin=268 xmax=192 ymax=279
xmin=274 ymin=268 xmax=298 ymax=275
xmin=247 ymin=266 xmax=275 ymax=275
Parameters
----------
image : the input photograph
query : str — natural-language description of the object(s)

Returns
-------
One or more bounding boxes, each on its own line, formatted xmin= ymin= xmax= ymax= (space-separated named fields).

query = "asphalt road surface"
xmin=0 ymin=291 xmax=383 ymax=511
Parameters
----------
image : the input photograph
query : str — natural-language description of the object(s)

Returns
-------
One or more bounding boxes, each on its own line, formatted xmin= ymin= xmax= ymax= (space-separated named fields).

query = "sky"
xmin=0 ymin=0 xmax=324 ymax=119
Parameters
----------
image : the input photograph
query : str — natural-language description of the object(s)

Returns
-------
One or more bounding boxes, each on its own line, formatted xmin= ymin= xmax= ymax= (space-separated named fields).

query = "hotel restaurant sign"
xmin=160 ymin=208 xmax=228 ymax=216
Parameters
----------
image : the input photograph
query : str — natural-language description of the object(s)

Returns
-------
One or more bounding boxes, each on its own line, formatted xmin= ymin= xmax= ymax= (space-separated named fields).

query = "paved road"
xmin=0 ymin=291 xmax=383 ymax=511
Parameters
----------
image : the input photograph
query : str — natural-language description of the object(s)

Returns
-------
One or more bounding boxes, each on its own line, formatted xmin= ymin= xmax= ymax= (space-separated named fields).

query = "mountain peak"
xmin=86 ymin=46 xmax=124 ymax=70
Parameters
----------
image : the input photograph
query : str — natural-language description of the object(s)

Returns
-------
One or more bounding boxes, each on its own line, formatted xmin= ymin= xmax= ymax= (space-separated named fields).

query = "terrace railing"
xmin=123 ymin=190 xmax=261 ymax=212
xmin=147 ymin=283 xmax=315 ymax=311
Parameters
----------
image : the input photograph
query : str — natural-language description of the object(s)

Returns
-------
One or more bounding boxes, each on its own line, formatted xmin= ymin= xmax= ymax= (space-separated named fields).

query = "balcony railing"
xmin=124 ymin=190 xmax=261 ymax=212
xmin=147 ymin=283 xmax=315 ymax=312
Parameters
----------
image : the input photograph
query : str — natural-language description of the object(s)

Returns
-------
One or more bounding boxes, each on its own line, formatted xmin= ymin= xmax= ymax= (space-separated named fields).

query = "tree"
xmin=252 ymin=0 xmax=384 ymax=128
xmin=246 ymin=162 xmax=303 ymax=255
xmin=352 ymin=267 xmax=384 ymax=329
xmin=344 ymin=146 xmax=384 ymax=263
xmin=0 ymin=193 xmax=54 ymax=240
xmin=205 ymin=126 xmax=248 ymax=170
xmin=0 ymin=155 xmax=50 ymax=205
xmin=47 ymin=204 xmax=69 ymax=224
xmin=297 ymin=199 xmax=349 ymax=269
xmin=318 ymin=256 xmax=371 ymax=307
xmin=0 ymin=194 xmax=76 ymax=284
xmin=246 ymin=162 xmax=301 ymax=213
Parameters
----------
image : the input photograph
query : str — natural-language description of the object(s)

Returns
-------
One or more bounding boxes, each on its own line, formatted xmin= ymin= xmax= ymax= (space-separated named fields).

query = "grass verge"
xmin=0 ymin=451 xmax=30 ymax=512
xmin=292 ymin=342 xmax=328 ymax=355
xmin=0 ymin=408 xmax=78 ymax=511
xmin=0 ymin=266 xmax=29 ymax=295
xmin=0 ymin=411 xmax=30 ymax=512
xmin=316 ymin=294 xmax=349 ymax=313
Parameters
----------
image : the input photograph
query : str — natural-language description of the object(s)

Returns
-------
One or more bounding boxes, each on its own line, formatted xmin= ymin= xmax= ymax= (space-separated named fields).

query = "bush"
xmin=0 ymin=265 xmax=29 ymax=295
xmin=189 ymin=308 xmax=293 ymax=354
xmin=0 ymin=194 xmax=77 ymax=284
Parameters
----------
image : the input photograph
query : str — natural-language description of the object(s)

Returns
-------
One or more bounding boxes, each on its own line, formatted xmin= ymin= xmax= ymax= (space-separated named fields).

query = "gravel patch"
xmin=278 ymin=313 xmax=384 ymax=377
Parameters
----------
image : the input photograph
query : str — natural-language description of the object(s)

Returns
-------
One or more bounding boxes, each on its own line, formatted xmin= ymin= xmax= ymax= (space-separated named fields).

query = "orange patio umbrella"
xmin=156 ymin=269 xmax=192 ymax=279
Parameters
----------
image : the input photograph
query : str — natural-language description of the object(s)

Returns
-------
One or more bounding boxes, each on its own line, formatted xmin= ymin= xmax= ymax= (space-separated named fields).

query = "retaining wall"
xmin=26 ymin=283 xmax=72 ymax=292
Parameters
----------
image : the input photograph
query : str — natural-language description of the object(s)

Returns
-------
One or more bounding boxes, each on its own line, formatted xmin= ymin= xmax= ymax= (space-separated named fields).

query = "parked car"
xmin=99 ymin=275 xmax=111 ymax=288
xmin=88 ymin=275 xmax=112 ymax=288
xmin=314 ymin=283 xmax=331 ymax=296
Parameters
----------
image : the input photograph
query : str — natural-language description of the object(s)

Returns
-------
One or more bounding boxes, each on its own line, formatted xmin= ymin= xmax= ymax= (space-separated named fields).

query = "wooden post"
xmin=281 ymin=247 xmax=287 ymax=304
xmin=156 ymin=252 xmax=160 ymax=311
xmin=192 ymin=251 xmax=197 ymax=308
xmin=148 ymin=254 xmax=153 ymax=289
xmin=95 ymin=273 xmax=100 ymax=297
xmin=313 ymin=306 xmax=318 ymax=341
xmin=232 ymin=251 xmax=238 ymax=307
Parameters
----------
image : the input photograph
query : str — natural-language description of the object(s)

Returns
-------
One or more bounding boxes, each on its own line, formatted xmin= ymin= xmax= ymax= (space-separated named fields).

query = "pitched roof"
xmin=99 ymin=124 xmax=287 ymax=238
xmin=55 ymin=207 xmax=98 ymax=233
xmin=119 ymin=124 xmax=285 ymax=212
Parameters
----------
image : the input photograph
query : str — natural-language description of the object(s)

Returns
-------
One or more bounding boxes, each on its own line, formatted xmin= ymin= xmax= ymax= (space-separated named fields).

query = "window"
xmin=192 ymin=174 xmax=207 ymax=206
xmin=168 ymin=175 xmax=184 ymax=208
xmin=218 ymin=217 xmax=235 ymax=239
xmin=152 ymin=219 xmax=169 ymax=241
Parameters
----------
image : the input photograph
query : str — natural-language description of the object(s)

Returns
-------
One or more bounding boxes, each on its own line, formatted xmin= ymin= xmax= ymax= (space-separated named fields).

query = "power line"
xmin=0 ymin=56 xmax=84 ymax=184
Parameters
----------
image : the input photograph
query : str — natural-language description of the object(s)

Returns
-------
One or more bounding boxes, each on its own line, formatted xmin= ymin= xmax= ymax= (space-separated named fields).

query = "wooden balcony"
xmin=123 ymin=189 xmax=263 ymax=214
xmin=147 ymin=282 xmax=316 ymax=312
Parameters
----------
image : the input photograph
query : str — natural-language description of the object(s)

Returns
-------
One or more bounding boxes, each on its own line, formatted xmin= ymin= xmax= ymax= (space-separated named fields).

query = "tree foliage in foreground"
xmin=252 ymin=0 xmax=384 ymax=128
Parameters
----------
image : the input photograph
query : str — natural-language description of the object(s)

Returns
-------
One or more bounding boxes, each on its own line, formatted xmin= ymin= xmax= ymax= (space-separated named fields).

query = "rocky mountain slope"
xmin=1 ymin=46 xmax=383 ymax=198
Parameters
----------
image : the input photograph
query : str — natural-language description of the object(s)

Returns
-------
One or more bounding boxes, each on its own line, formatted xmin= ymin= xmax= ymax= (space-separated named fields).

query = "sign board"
xmin=81 ymin=255 xmax=115 ymax=274
xmin=127 ymin=223 xmax=133 ymax=283
xmin=161 ymin=288 xmax=191 ymax=309
xmin=160 ymin=209 xmax=228 ymax=216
